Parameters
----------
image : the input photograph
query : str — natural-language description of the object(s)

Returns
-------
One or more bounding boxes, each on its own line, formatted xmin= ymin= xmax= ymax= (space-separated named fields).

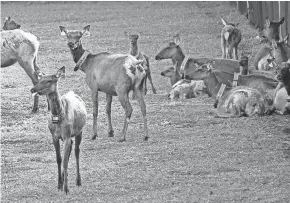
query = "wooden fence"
xmin=235 ymin=1 xmax=289 ymax=44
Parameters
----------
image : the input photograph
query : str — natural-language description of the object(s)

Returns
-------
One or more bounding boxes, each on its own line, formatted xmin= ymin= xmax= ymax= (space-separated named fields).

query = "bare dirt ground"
xmin=1 ymin=2 xmax=290 ymax=202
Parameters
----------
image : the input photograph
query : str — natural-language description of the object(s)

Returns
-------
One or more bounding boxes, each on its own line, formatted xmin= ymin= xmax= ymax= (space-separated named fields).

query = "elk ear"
xmin=8 ymin=16 xmax=11 ymax=21
xmin=265 ymin=17 xmax=270 ymax=26
xmin=82 ymin=25 xmax=90 ymax=37
xmin=221 ymin=18 xmax=227 ymax=26
xmin=59 ymin=26 xmax=68 ymax=36
xmin=279 ymin=17 xmax=285 ymax=25
xmin=56 ymin=66 xmax=66 ymax=78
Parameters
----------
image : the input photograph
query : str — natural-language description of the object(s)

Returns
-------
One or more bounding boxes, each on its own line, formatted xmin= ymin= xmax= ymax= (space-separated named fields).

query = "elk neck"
xmin=47 ymin=90 xmax=63 ymax=116
xmin=172 ymin=47 xmax=185 ymax=72
xmin=129 ymin=42 xmax=139 ymax=57
xmin=70 ymin=41 xmax=86 ymax=64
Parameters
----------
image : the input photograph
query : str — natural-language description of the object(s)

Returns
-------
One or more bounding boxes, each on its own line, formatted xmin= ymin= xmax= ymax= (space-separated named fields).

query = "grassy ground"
xmin=1 ymin=2 xmax=290 ymax=202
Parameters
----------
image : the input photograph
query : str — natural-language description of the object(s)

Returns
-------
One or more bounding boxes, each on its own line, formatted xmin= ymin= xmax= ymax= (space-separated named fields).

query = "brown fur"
xmin=125 ymin=31 xmax=156 ymax=94
xmin=60 ymin=25 xmax=148 ymax=142
xmin=31 ymin=67 xmax=87 ymax=194
xmin=220 ymin=18 xmax=242 ymax=60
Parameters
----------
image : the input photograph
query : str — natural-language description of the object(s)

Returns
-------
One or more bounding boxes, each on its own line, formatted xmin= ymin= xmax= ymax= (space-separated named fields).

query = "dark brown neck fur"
xmin=70 ymin=41 xmax=85 ymax=63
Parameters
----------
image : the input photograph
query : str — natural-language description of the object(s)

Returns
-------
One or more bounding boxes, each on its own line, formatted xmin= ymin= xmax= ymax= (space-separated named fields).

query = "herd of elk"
xmin=2 ymin=14 xmax=290 ymax=195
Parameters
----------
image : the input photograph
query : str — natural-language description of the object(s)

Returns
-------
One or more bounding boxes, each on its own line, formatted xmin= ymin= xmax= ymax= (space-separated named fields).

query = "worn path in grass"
xmin=1 ymin=2 xmax=290 ymax=202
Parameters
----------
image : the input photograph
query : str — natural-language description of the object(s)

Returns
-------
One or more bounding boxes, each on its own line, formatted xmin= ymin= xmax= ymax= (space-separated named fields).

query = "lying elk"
xmin=160 ymin=62 xmax=181 ymax=86
xmin=1 ymin=17 xmax=43 ymax=113
xmin=31 ymin=66 xmax=87 ymax=194
xmin=155 ymin=34 xmax=185 ymax=74
xmin=220 ymin=18 xmax=242 ymax=60
xmin=2 ymin=16 xmax=21 ymax=30
xmin=125 ymin=31 xmax=157 ymax=94
xmin=254 ymin=34 xmax=290 ymax=72
xmin=59 ymin=25 xmax=148 ymax=142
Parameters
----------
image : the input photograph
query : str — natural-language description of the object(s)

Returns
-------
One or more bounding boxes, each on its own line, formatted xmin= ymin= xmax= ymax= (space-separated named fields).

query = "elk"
xmin=59 ymin=25 xmax=148 ymax=142
xmin=155 ymin=34 xmax=185 ymax=74
xmin=125 ymin=31 xmax=156 ymax=95
xmin=220 ymin=18 xmax=242 ymax=60
xmin=2 ymin=16 xmax=21 ymax=30
xmin=254 ymin=34 xmax=290 ymax=72
xmin=30 ymin=66 xmax=87 ymax=194
xmin=1 ymin=17 xmax=44 ymax=113
xmin=160 ymin=62 xmax=181 ymax=86
xmin=263 ymin=17 xmax=284 ymax=42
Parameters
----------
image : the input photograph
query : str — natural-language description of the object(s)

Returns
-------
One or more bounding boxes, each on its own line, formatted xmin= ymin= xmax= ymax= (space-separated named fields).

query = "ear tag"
xmin=217 ymin=83 xmax=226 ymax=99
xmin=233 ymin=72 xmax=240 ymax=87
xmin=269 ymin=63 xmax=274 ymax=68
xmin=287 ymin=96 xmax=290 ymax=103
xmin=52 ymin=115 xmax=61 ymax=124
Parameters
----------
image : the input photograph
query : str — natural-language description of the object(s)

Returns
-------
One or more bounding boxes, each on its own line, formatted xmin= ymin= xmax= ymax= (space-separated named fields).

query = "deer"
xmin=59 ymin=25 xmax=148 ymax=142
xmin=220 ymin=18 xmax=242 ymax=60
xmin=124 ymin=31 xmax=157 ymax=95
xmin=30 ymin=66 xmax=87 ymax=194
xmin=2 ymin=16 xmax=21 ymax=30
xmin=1 ymin=16 xmax=44 ymax=113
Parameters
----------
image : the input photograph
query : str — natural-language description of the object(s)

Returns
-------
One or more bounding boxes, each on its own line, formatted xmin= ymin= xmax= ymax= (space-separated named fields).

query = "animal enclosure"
xmin=1 ymin=1 xmax=290 ymax=202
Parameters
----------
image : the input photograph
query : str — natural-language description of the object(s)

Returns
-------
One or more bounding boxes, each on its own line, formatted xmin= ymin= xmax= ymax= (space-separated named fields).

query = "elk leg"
xmin=63 ymin=129 xmax=72 ymax=194
xmin=118 ymin=92 xmax=132 ymax=142
xmin=135 ymin=89 xmax=149 ymax=141
xmin=147 ymin=67 xmax=157 ymax=94
xmin=221 ymin=38 xmax=226 ymax=58
xmin=106 ymin=94 xmax=114 ymax=137
xmin=75 ymin=132 xmax=82 ymax=186
xmin=52 ymin=138 xmax=63 ymax=191
xmin=91 ymin=91 xmax=99 ymax=140
xmin=233 ymin=46 xmax=238 ymax=60
xmin=18 ymin=59 xmax=39 ymax=113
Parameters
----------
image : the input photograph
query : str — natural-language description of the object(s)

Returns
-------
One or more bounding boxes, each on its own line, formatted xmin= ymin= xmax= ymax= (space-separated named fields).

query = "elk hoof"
xmin=58 ymin=182 xmax=63 ymax=191
xmin=144 ymin=136 xmax=149 ymax=141
xmin=76 ymin=177 xmax=81 ymax=186
xmin=64 ymin=185 xmax=69 ymax=195
xmin=108 ymin=130 xmax=114 ymax=137
xmin=118 ymin=138 xmax=126 ymax=142
xmin=91 ymin=134 xmax=98 ymax=140
xmin=31 ymin=108 xmax=39 ymax=114
xmin=152 ymin=89 xmax=157 ymax=94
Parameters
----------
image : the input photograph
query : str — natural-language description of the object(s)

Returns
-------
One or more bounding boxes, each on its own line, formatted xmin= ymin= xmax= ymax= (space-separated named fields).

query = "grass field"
xmin=1 ymin=1 xmax=290 ymax=202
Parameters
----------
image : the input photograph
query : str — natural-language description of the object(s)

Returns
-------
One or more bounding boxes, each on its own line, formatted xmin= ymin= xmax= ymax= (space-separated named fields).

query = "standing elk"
xmin=125 ymin=31 xmax=157 ymax=94
xmin=220 ymin=18 xmax=242 ymax=60
xmin=31 ymin=66 xmax=87 ymax=194
xmin=1 ymin=17 xmax=44 ymax=113
xmin=59 ymin=25 xmax=148 ymax=142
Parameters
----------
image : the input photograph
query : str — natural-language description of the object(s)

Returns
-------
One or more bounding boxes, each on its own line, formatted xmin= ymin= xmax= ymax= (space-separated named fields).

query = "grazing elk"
xmin=263 ymin=17 xmax=284 ymax=42
xmin=2 ymin=16 xmax=21 ymax=30
xmin=1 ymin=18 xmax=43 ymax=113
xmin=125 ymin=31 xmax=156 ymax=94
xmin=30 ymin=66 xmax=87 ymax=194
xmin=59 ymin=25 xmax=148 ymax=142
xmin=220 ymin=18 xmax=242 ymax=60
xmin=214 ymin=86 xmax=266 ymax=118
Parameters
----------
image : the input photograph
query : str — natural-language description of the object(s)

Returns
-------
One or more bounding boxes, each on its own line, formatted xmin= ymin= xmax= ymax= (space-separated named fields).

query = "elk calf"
xmin=220 ymin=18 xmax=242 ymax=60
xmin=125 ymin=31 xmax=156 ymax=94
xmin=31 ymin=66 xmax=87 ymax=194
